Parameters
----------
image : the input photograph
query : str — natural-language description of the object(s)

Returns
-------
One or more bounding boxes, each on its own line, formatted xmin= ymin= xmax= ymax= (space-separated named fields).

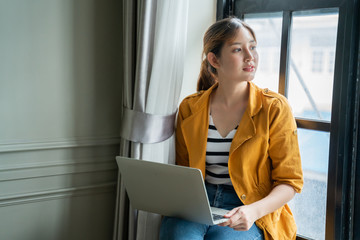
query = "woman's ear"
xmin=207 ymin=52 xmax=220 ymax=70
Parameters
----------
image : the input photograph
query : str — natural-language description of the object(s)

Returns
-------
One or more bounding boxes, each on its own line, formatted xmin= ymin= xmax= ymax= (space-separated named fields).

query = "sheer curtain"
xmin=114 ymin=0 xmax=189 ymax=239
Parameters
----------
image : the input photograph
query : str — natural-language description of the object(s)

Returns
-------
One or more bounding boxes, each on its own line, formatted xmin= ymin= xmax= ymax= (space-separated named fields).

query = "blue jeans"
xmin=159 ymin=183 xmax=264 ymax=240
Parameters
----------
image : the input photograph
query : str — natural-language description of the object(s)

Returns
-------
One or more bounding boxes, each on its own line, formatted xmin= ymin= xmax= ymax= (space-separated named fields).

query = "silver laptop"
xmin=116 ymin=156 xmax=229 ymax=225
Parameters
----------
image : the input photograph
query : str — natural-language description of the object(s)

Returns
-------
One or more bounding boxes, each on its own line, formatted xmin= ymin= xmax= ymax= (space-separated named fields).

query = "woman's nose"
xmin=244 ymin=49 xmax=254 ymax=62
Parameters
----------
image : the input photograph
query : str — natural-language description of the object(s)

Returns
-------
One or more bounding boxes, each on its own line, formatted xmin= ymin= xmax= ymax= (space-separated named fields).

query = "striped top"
xmin=205 ymin=115 xmax=237 ymax=185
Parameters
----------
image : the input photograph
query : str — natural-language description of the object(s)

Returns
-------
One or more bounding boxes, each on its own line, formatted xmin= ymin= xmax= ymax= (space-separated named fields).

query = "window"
xmin=244 ymin=13 xmax=282 ymax=92
xmin=312 ymin=50 xmax=324 ymax=72
xmin=287 ymin=12 xmax=338 ymax=238
xmin=219 ymin=0 xmax=360 ymax=239
xmin=244 ymin=10 xmax=338 ymax=240
xmin=288 ymin=12 xmax=338 ymax=123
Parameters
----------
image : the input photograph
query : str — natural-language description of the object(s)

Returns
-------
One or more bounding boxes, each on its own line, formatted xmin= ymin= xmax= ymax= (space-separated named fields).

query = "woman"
xmin=160 ymin=17 xmax=303 ymax=240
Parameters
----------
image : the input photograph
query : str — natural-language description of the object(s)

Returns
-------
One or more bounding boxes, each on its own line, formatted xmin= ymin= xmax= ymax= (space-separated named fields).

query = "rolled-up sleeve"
xmin=268 ymin=98 xmax=303 ymax=193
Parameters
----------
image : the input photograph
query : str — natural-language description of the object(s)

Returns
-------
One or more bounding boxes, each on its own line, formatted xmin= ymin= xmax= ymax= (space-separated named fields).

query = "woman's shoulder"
xmin=252 ymin=84 xmax=290 ymax=107
xmin=252 ymin=83 xmax=284 ymax=99
xmin=177 ymin=91 xmax=205 ymax=116
xmin=183 ymin=91 xmax=204 ymax=100
xmin=250 ymin=84 xmax=293 ymax=115
xmin=179 ymin=90 xmax=206 ymax=107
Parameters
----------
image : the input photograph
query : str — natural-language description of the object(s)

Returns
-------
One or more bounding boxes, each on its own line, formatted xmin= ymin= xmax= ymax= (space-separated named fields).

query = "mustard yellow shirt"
xmin=176 ymin=82 xmax=304 ymax=240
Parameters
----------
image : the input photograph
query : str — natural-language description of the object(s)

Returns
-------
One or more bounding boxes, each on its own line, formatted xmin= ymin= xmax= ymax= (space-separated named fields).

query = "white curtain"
xmin=114 ymin=0 xmax=189 ymax=239
xmin=142 ymin=0 xmax=188 ymax=164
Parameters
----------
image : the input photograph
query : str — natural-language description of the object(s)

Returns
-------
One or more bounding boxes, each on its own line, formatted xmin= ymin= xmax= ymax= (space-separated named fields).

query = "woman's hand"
xmin=218 ymin=204 xmax=259 ymax=231
xmin=218 ymin=184 xmax=296 ymax=231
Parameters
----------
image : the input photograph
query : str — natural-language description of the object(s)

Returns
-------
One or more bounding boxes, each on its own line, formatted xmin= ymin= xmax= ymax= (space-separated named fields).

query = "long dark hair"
xmin=197 ymin=17 xmax=257 ymax=91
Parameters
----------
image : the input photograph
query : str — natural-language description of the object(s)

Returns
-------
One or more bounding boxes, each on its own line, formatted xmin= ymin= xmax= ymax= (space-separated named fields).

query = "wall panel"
xmin=0 ymin=0 xmax=122 ymax=239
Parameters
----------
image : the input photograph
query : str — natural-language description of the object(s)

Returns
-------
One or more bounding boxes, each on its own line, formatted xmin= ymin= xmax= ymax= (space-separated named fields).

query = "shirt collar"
xmin=247 ymin=81 xmax=262 ymax=117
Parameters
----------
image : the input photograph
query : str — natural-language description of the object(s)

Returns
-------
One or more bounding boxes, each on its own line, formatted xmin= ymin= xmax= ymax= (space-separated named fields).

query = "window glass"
xmin=244 ymin=13 xmax=282 ymax=93
xmin=288 ymin=12 xmax=338 ymax=121
xmin=312 ymin=50 xmax=324 ymax=72
xmin=288 ymin=128 xmax=330 ymax=240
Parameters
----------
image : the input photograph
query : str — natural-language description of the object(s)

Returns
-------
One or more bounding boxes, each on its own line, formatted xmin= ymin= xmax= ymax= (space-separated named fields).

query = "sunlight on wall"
xmin=179 ymin=0 xmax=217 ymax=103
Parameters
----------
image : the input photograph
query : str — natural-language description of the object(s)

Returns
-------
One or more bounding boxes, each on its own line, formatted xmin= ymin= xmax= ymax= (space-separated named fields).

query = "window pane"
xmin=288 ymin=128 xmax=330 ymax=240
xmin=244 ymin=13 xmax=282 ymax=93
xmin=288 ymin=11 xmax=338 ymax=121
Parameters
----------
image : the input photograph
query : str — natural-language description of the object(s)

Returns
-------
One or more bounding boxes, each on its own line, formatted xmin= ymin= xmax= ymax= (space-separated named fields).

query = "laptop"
xmin=116 ymin=156 xmax=229 ymax=225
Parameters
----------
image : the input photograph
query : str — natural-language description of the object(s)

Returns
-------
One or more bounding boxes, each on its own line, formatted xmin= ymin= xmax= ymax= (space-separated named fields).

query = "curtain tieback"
xmin=120 ymin=107 xmax=177 ymax=144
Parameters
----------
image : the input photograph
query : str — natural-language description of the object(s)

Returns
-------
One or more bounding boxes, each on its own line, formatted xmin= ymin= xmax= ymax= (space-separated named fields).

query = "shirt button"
xmin=264 ymin=88 xmax=269 ymax=93
xmin=241 ymin=194 xmax=246 ymax=201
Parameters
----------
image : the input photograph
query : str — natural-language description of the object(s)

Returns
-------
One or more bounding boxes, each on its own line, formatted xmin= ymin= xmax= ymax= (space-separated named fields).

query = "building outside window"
xmin=312 ymin=50 xmax=324 ymax=73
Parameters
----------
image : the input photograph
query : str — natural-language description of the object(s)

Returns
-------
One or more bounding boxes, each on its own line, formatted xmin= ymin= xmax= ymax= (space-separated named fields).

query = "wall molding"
xmin=0 ymin=136 xmax=121 ymax=153
xmin=0 ymin=182 xmax=117 ymax=207
xmin=0 ymin=159 xmax=118 ymax=182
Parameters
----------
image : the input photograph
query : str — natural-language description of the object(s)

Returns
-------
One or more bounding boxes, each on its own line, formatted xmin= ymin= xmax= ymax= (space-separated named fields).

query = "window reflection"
xmin=288 ymin=12 xmax=338 ymax=121
xmin=312 ymin=50 xmax=324 ymax=73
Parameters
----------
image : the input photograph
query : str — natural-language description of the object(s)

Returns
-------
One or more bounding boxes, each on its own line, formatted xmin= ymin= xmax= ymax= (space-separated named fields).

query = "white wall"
xmin=179 ymin=0 xmax=217 ymax=101
xmin=0 ymin=0 xmax=122 ymax=239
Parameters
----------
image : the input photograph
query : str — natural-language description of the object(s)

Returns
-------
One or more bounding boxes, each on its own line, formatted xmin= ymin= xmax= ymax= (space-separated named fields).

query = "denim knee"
xmin=159 ymin=216 xmax=208 ymax=240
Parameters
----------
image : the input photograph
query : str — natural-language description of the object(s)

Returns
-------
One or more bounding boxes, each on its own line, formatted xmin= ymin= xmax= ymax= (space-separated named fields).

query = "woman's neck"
xmin=212 ymin=81 xmax=249 ymax=108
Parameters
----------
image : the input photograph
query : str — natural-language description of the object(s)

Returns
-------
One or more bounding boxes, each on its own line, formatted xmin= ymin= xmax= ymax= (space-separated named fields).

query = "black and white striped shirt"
xmin=205 ymin=115 xmax=237 ymax=185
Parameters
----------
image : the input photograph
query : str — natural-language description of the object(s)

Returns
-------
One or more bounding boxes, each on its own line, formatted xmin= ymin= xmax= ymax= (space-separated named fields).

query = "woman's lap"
xmin=159 ymin=217 xmax=206 ymax=240
xmin=159 ymin=216 xmax=263 ymax=240
xmin=205 ymin=223 xmax=264 ymax=240
xmin=159 ymin=183 xmax=264 ymax=240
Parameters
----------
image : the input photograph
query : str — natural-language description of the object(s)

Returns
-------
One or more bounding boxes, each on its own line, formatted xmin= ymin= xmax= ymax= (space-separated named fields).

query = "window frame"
xmin=217 ymin=0 xmax=360 ymax=239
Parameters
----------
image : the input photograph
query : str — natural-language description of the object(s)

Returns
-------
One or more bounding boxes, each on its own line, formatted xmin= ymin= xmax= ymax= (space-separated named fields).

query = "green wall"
xmin=0 ymin=0 xmax=122 ymax=239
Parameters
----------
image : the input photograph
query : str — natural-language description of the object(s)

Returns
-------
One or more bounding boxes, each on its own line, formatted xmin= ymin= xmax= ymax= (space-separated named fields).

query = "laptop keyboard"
xmin=212 ymin=213 xmax=225 ymax=221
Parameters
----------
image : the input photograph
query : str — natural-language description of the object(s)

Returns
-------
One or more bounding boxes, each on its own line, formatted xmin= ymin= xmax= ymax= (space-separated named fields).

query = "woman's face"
xmin=215 ymin=27 xmax=258 ymax=83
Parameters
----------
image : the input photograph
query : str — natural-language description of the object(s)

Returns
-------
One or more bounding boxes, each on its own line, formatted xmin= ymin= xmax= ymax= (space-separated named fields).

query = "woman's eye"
xmin=250 ymin=46 xmax=257 ymax=50
xmin=234 ymin=48 xmax=241 ymax=52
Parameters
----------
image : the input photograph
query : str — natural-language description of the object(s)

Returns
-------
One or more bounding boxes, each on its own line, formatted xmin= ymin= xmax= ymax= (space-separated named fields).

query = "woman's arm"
xmin=218 ymin=184 xmax=295 ymax=231
xmin=219 ymin=96 xmax=303 ymax=231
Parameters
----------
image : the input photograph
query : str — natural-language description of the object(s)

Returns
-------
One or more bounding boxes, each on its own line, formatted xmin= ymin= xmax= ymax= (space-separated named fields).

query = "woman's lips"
xmin=243 ymin=65 xmax=255 ymax=72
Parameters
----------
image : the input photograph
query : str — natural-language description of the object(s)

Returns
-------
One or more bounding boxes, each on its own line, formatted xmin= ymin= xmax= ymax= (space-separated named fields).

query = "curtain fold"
xmin=114 ymin=0 xmax=189 ymax=239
